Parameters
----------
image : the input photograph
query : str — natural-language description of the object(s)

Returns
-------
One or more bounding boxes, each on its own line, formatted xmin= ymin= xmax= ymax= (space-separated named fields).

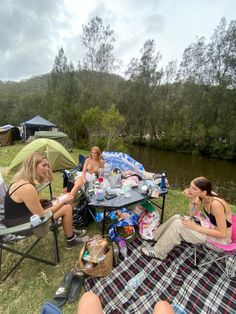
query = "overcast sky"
xmin=0 ymin=0 xmax=235 ymax=82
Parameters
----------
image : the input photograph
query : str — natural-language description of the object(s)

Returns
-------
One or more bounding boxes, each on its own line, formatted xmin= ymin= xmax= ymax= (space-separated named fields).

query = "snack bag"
xmin=138 ymin=210 xmax=160 ymax=240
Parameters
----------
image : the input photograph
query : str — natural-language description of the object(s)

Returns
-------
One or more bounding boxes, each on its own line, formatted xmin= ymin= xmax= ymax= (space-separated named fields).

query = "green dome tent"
xmin=34 ymin=131 xmax=72 ymax=152
xmin=9 ymin=139 xmax=77 ymax=172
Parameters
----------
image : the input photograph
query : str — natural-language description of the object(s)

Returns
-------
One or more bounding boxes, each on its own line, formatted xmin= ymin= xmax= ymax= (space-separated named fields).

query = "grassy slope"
xmin=0 ymin=144 xmax=235 ymax=314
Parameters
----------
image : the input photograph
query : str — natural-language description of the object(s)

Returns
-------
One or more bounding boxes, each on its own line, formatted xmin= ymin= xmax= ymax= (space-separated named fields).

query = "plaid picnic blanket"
xmin=84 ymin=237 xmax=236 ymax=314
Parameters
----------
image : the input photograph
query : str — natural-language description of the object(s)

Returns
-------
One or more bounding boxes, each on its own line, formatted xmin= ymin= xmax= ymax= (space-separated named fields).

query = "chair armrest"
xmin=0 ymin=211 xmax=53 ymax=237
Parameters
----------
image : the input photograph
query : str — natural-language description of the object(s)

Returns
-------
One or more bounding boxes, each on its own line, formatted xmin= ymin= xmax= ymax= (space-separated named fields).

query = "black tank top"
xmin=203 ymin=198 xmax=231 ymax=228
xmin=4 ymin=183 xmax=32 ymax=227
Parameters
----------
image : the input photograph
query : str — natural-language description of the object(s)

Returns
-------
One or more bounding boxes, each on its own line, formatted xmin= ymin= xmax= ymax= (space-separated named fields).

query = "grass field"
xmin=0 ymin=143 xmax=235 ymax=314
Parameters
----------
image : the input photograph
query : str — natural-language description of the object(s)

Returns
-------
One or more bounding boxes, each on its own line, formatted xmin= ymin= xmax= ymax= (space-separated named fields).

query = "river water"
xmin=128 ymin=146 xmax=236 ymax=204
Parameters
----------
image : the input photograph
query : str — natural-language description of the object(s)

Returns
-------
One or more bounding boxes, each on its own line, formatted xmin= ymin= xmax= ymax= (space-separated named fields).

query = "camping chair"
xmin=193 ymin=214 xmax=236 ymax=279
xmin=0 ymin=210 xmax=59 ymax=282
xmin=78 ymin=154 xmax=86 ymax=169
xmin=61 ymin=154 xmax=87 ymax=193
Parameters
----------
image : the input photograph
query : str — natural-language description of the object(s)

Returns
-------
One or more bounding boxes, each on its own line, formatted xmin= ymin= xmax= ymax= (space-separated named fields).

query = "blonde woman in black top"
xmin=5 ymin=152 xmax=85 ymax=248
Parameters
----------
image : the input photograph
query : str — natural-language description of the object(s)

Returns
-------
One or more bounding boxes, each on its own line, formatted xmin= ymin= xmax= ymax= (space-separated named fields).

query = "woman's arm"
xmin=21 ymin=184 xmax=73 ymax=216
xmin=183 ymin=200 xmax=228 ymax=238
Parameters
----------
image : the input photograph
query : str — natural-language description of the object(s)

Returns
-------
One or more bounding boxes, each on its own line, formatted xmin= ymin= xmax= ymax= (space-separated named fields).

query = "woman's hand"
xmin=182 ymin=219 xmax=199 ymax=231
xmin=56 ymin=193 xmax=74 ymax=205
xmin=183 ymin=188 xmax=193 ymax=198
xmin=64 ymin=193 xmax=74 ymax=204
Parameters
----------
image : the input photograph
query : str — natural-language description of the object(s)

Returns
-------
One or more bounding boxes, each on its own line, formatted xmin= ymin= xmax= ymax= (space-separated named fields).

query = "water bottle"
xmin=116 ymin=170 xmax=122 ymax=187
xmin=118 ymin=237 xmax=127 ymax=259
xmin=160 ymin=172 xmax=166 ymax=190
xmin=125 ymin=271 xmax=145 ymax=290
xmin=104 ymin=163 xmax=111 ymax=179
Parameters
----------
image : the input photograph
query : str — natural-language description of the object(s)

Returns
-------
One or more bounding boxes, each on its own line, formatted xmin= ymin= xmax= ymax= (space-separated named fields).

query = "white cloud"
xmin=0 ymin=0 xmax=235 ymax=81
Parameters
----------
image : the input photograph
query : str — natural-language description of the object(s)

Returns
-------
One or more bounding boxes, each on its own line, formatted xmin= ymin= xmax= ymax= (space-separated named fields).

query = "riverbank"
xmin=130 ymin=136 xmax=236 ymax=161
xmin=128 ymin=144 xmax=236 ymax=204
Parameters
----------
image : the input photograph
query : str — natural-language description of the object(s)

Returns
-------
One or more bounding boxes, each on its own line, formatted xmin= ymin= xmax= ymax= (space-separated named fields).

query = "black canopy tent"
xmin=20 ymin=115 xmax=57 ymax=141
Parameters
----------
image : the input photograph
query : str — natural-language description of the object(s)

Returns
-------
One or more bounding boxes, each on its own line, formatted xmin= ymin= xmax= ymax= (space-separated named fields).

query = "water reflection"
xmin=128 ymin=146 xmax=236 ymax=204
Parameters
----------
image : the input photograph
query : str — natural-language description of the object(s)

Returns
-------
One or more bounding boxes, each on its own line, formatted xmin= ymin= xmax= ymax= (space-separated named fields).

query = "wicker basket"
xmin=79 ymin=245 xmax=113 ymax=277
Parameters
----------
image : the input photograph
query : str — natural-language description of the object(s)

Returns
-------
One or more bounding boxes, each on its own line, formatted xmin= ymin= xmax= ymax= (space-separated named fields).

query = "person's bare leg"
xmin=53 ymin=204 xmax=73 ymax=237
xmin=77 ymin=292 xmax=103 ymax=314
xmin=70 ymin=177 xmax=83 ymax=197
xmin=153 ymin=300 xmax=175 ymax=314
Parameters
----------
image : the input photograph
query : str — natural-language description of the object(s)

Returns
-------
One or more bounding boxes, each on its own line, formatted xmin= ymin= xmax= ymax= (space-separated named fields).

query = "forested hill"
xmin=0 ymin=70 xmax=124 ymax=96
xmin=0 ymin=74 xmax=49 ymax=95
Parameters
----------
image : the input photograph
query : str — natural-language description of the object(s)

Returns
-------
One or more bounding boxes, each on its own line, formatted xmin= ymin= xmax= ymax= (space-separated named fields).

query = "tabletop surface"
xmin=85 ymin=186 xmax=167 ymax=209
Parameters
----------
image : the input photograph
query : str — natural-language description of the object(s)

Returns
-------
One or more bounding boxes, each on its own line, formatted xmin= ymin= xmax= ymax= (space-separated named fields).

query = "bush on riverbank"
xmin=129 ymin=136 xmax=236 ymax=160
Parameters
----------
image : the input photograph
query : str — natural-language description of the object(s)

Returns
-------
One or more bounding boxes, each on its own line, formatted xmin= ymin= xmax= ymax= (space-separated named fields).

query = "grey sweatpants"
xmin=152 ymin=214 xmax=228 ymax=260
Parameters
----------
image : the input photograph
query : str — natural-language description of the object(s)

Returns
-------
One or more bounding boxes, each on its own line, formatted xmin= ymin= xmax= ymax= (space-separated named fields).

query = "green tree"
xmin=80 ymin=16 xmax=116 ymax=73
xmin=47 ymin=48 xmax=80 ymax=144
xmin=125 ymin=39 xmax=163 ymax=140
xmin=207 ymin=17 xmax=236 ymax=87
xmin=102 ymin=104 xmax=125 ymax=150
xmin=81 ymin=105 xmax=103 ymax=145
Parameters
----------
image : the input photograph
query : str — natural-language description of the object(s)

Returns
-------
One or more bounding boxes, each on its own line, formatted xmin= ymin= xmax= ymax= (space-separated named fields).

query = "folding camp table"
xmin=85 ymin=186 xmax=168 ymax=235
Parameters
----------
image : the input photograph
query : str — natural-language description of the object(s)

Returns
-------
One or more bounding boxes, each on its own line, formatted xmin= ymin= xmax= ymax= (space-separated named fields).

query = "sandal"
xmin=52 ymin=272 xmax=73 ymax=307
xmin=68 ymin=271 xmax=84 ymax=303
xmin=142 ymin=247 xmax=159 ymax=260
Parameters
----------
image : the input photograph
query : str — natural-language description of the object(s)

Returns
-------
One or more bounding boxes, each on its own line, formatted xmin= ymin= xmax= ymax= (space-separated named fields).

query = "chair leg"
xmin=51 ymin=219 xmax=60 ymax=263
xmin=0 ymin=244 xmax=3 ymax=282
xmin=0 ymin=233 xmax=60 ymax=282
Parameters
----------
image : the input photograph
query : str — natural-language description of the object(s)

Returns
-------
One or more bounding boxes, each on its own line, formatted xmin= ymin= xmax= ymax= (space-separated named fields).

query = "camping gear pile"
xmin=108 ymin=202 xmax=160 ymax=242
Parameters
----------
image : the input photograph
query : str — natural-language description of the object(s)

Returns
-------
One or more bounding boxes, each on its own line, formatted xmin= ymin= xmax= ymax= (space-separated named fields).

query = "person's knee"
xmin=153 ymin=300 xmax=175 ymax=314
xmin=61 ymin=204 xmax=73 ymax=217
xmin=172 ymin=217 xmax=183 ymax=231
xmin=80 ymin=292 xmax=98 ymax=304
xmin=77 ymin=292 xmax=103 ymax=314
xmin=173 ymin=214 xmax=182 ymax=220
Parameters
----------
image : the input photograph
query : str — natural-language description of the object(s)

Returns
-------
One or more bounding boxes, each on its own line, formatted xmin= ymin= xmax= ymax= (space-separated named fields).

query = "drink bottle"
xmin=116 ymin=170 xmax=122 ymax=187
xmin=118 ymin=237 xmax=127 ymax=259
xmin=125 ymin=271 xmax=145 ymax=290
xmin=161 ymin=172 xmax=166 ymax=190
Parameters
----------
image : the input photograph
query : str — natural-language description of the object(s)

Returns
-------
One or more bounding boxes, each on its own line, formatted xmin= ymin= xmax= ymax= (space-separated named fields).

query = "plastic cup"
xmin=123 ymin=185 xmax=131 ymax=198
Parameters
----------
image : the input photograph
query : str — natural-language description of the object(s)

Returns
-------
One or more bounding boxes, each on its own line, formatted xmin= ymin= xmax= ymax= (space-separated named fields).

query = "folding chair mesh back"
xmin=79 ymin=154 xmax=86 ymax=168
